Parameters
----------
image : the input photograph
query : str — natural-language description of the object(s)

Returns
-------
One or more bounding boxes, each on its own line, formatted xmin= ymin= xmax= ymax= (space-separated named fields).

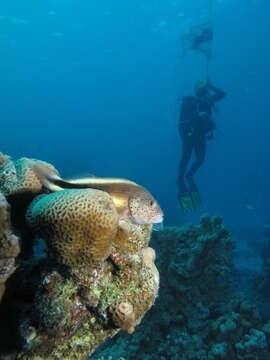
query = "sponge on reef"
xmin=26 ymin=189 xmax=119 ymax=267
xmin=0 ymin=153 xmax=161 ymax=359
xmin=110 ymin=302 xmax=136 ymax=334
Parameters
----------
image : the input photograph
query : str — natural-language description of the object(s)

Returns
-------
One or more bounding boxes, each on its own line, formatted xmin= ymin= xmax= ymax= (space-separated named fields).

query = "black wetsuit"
xmin=192 ymin=28 xmax=213 ymax=49
xmin=178 ymin=86 xmax=226 ymax=195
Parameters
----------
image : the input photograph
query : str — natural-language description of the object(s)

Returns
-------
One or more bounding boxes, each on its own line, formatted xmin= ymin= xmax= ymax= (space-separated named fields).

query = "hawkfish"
xmin=32 ymin=163 xmax=164 ymax=227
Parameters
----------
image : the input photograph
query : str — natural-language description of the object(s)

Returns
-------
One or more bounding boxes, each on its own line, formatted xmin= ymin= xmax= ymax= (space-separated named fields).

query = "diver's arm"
xmin=209 ymin=84 xmax=226 ymax=104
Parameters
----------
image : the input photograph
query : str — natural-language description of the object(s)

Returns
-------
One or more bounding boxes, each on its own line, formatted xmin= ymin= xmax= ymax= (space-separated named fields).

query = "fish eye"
xmin=150 ymin=200 xmax=155 ymax=207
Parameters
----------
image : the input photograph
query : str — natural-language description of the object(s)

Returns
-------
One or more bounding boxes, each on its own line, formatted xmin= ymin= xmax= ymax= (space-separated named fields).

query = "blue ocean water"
xmin=1 ymin=0 xmax=269 ymax=230
xmin=1 ymin=1 xmax=270 ymax=358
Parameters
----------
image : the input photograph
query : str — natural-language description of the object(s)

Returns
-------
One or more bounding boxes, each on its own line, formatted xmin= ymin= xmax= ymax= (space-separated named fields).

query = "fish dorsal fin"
xmin=66 ymin=173 xmax=96 ymax=181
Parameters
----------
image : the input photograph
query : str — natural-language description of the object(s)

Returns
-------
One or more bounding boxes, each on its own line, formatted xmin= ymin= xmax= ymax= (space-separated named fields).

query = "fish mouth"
xmin=151 ymin=214 xmax=164 ymax=224
xmin=131 ymin=215 xmax=164 ymax=226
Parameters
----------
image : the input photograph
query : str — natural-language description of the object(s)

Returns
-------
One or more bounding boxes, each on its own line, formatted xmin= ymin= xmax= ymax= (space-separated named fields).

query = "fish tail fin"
xmin=32 ymin=163 xmax=63 ymax=191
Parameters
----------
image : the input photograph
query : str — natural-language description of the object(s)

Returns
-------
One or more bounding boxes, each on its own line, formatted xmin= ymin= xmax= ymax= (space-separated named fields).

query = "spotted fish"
xmin=32 ymin=163 xmax=164 ymax=226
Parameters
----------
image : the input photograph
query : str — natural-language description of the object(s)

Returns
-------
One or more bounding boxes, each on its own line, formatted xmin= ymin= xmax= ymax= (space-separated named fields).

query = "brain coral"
xmin=26 ymin=189 xmax=119 ymax=267
xmin=0 ymin=157 xmax=58 ymax=199
xmin=0 ymin=153 xmax=161 ymax=360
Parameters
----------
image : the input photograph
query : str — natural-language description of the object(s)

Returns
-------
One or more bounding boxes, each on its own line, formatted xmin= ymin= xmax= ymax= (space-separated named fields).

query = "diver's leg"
xmin=178 ymin=137 xmax=195 ymax=213
xmin=186 ymin=136 xmax=206 ymax=208
xmin=177 ymin=137 xmax=193 ymax=195
xmin=186 ymin=135 xmax=206 ymax=186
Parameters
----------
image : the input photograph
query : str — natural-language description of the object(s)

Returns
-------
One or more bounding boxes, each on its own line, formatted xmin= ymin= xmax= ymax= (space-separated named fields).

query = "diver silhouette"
xmin=177 ymin=80 xmax=226 ymax=213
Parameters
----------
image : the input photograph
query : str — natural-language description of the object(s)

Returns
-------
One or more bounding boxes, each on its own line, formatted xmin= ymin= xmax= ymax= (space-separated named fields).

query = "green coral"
xmin=17 ymin=256 xmax=156 ymax=359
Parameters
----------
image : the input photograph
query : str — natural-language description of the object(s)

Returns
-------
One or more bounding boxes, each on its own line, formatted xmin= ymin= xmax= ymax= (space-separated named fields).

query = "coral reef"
xmin=0 ymin=191 xmax=20 ymax=303
xmin=0 ymin=155 xmax=59 ymax=259
xmin=26 ymin=189 xmax=119 ymax=268
xmin=7 ymin=217 xmax=158 ymax=359
xmin=111 ymin=219 xmax=152 ymax=270
xmin=0 ymin=154 xmax=159 ymax=359
xmin=142 ymin=247 xmax=159 ymax=287
xmin=0 ymin=152 xmax=10 ymax=166
xmin=235 ymin=329 xmax=267 ymax=359
xmin=2 ymin=152 xmax=268 ymax=359
xmin=234 ymin=228 xmax=270 ymax=320
xmin=93 ymin=216 xmax=270 ymax=359
xmin=110 ymin=302 xmax=136 ymax=334
xmin=0 ymin=157 xmax=58 ymax=200
xmin=258 ymin=232 xmax=270 ymax=304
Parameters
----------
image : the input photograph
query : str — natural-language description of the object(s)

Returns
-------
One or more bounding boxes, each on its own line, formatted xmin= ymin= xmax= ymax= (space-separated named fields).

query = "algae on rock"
xmin=0 ymin=154 xmax=160 ymax=360
xmin=93 ymin=216 xmax=270 ymax=360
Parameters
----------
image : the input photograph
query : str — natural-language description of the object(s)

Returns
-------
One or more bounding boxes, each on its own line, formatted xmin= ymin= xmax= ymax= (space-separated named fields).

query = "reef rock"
xmin=9 ymin=218 xmax=158 ymax=359
xmin=0 ymin=154 xmax=159 ymax=359
xmin=93 ymin=216 xmax=270 ymax=360
xmin=0 ymin=191 xmax=20 ymax=303
xmin=0 ymin=156 xmax=60 ymax=259
xmin=0 ymin=157 xmax=58 ymax=200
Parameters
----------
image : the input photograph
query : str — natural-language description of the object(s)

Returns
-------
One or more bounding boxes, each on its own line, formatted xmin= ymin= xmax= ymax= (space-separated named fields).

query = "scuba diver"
xmin=177 ymin=80 xmax=226 ymax=213
xmin=192 ymin=27 xmax=213 ymax=52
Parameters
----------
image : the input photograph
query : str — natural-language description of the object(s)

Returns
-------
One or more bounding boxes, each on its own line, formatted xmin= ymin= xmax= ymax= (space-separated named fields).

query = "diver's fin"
xmin=179 ymin=194 xmax=195 ymax=214
xmin=185 ymin=176 xmax=202 ymax=210
xmin=190 ymin=189 xmax=202 ymax=210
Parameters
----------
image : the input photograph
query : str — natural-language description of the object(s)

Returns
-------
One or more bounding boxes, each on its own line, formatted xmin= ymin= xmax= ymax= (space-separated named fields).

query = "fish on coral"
xmin=7 ymin=205 xmax=158 ymax=359
xmin=31 ymin=163 xmax=164 ymax=226
xmin=0 ymin=153 xmax=160 ymax=359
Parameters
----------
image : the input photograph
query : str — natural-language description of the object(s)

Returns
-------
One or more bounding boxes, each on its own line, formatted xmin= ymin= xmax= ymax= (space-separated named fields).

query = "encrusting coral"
xmin=93 ymin=216 xmax=270 ymax=360
xmin=142 ymin=247 xmax=159 ymax=287
xmin=0 ymin=153 xmax=160 ymax=360
xmin=111 ymin=219 xmax=152 ymax=270
xmin=0 ymin=152 xmax=10 ymax=166
xmin=0 ymin=190 xmax=20 ymax=303
xmin=0 ymin=155 xmax=60 ymax=259
xmin=13 ymin=218 xmax=158 ymax=359
xmin=0 ymin=157 xmax=59 ymax=200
